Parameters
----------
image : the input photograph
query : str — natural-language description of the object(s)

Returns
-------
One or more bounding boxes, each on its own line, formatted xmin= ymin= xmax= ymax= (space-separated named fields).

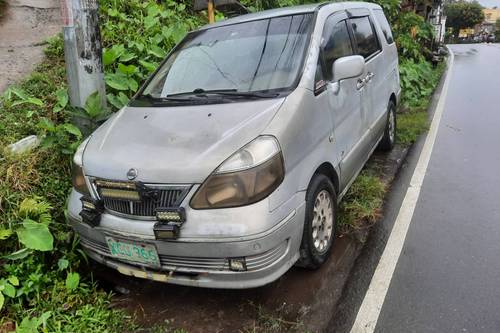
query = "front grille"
xmin=93 ymin=180 xmax=191 ymax=218
xmin=79 ymin=236 xmax=288 ymax=273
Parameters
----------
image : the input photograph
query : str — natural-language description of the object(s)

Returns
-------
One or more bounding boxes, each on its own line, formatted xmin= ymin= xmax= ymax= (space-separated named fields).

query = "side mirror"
xmin=331 ymin=55 xmax=365 ymax=82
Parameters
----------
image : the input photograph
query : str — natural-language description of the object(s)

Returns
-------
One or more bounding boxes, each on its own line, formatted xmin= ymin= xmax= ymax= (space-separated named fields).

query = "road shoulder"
xmin=328 ymin=50 xmax=454 ymax=333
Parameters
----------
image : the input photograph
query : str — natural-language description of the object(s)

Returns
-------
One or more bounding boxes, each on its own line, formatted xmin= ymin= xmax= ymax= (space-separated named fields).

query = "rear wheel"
xmin=378 ymin=100 xmax=396 ymax=151
xmin=296 ymin=174 xmax=337 ymax=269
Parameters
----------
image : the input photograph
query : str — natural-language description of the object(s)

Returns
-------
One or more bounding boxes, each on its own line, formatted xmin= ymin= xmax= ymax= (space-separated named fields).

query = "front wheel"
xmin=296 ymin=174 xmax=337 ymax=269
xmin=378 ymin=100 xmax=396 ymax=151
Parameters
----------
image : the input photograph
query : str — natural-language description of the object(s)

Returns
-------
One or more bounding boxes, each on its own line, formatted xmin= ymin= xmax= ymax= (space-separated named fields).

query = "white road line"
xmin=350 ymin=49 xmax=455 ymax=333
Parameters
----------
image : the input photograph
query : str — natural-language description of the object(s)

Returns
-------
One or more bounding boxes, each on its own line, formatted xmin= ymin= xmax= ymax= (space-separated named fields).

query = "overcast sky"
xmin=478 ymin=0 xmax=500 ymax=8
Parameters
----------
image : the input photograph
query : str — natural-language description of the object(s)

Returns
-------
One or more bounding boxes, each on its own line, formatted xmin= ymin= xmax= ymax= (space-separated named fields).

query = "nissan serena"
xmin=68 ymin=2 xmax=400 ymax=288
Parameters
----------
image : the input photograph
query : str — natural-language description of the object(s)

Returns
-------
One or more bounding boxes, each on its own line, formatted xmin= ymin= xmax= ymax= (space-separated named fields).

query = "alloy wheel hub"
xmin=312 ymin=190 xmax=334 ymax=253
xmin=389 ymin=110 xmax=395 ymax=143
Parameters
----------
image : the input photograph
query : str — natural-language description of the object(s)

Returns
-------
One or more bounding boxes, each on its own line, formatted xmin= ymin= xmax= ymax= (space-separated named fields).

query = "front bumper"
xmin=67 ymin=191 xmax=306 ymax=289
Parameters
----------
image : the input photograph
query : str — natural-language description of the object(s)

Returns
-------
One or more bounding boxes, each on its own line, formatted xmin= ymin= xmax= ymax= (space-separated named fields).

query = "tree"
xmin=445 ymin=1 xmax=484 ymax=34
xmin=496 ymin=18 xmax=500 ymax=42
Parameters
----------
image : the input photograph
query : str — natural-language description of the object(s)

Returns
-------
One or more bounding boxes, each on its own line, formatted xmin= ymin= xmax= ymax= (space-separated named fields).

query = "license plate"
xmin=105 ymin=237 xmax=160 ymax=268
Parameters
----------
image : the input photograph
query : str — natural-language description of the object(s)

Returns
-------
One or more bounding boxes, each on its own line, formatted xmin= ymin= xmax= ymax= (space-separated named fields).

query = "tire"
xmin=296 ymin=174 xmax=337 ymax=269
xmin=378 ymin=100 xmax=396 ymax=151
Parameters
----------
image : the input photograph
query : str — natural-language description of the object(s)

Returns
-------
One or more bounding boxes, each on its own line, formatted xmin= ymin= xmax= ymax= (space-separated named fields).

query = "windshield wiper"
xmin=167 ymin=88 xmax=280 ymax=99
xmin=139 ymin=93 xmax=199 ymax=102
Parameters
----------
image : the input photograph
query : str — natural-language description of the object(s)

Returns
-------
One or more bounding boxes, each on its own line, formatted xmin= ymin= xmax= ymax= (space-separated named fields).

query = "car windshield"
xmin=140 ymin=14 xmax=314 ymax=99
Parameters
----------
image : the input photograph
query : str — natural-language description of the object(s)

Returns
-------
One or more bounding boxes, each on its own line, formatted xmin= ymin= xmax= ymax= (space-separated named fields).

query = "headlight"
xmin=72 ymin=137 xmax=91 ymax=195
xmin=190 ymin=136 xmax=284 ymax=209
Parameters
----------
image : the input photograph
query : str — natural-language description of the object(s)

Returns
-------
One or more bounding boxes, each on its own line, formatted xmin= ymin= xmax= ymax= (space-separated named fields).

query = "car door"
xmin=371 ymin=8 xmax=398 ymax=137
xmin=348 ymin=12 xmax=384 ymax=146
xmin=314 ymin=12 xmax=366 ymax=190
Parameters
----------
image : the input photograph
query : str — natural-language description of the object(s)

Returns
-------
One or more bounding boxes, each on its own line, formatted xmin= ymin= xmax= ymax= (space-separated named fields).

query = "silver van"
xmin=68 ymin=2 xmax=400 ymax=289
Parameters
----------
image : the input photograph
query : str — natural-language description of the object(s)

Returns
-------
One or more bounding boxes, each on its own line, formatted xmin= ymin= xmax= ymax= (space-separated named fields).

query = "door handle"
xmin=356 ymin=78 xmax=366 ymax=90
xmin=366 ymin=72 xmax=375 ymax=82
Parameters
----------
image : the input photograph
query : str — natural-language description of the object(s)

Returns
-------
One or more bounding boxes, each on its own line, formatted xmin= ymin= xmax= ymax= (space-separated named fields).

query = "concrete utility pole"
xmin=60 ymin=0 xmax=106 ymax=108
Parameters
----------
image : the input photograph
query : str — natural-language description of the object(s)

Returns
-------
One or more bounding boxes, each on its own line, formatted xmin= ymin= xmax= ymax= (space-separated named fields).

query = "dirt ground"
xmin=0 ymin=0 xmax=60 ymax=92
xmin=91 ymin=146 xmax=408 ymax=333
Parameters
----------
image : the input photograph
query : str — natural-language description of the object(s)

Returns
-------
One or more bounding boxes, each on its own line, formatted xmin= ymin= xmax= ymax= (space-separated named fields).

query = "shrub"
xmin=99 ymin=0 xmax=204 ymax=109
xmin=400 ymin=60 xmax=444 ymax=109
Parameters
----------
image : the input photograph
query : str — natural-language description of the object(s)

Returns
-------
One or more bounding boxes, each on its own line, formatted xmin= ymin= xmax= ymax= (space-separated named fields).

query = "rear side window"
xmin=350 ymin=16 xmax=380 ymax=59
xmin=373 ymin=9 xmax=394 ymax=44
xmin=321 ymin=19 xmax=353 ymax=81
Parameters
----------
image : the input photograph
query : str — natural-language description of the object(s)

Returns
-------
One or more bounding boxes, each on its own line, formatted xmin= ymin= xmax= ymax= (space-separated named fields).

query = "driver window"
xmin=320 ymin=19 xmax=354 ymax=82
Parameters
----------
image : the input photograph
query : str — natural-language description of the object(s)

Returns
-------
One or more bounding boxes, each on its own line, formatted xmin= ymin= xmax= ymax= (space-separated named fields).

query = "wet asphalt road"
xmin=333 ymin=43 xmax=500 ymax=332
xmin=374 ymin=44 xmax=500 ymax=332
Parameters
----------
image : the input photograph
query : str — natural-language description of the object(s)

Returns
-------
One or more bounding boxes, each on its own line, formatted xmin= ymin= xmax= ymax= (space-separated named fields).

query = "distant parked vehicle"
xmin=68 ymin=2 xmax=400 ymax=289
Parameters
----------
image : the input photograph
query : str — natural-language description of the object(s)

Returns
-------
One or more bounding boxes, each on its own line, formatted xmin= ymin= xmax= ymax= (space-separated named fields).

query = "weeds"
xmin=400 ymin=61 xmax=444 ymax=109
xmin=99 ymin=0 xmax=204 ymax=109
xmin=242 ymin=303 xmax=309 ymax=333
xmin=0 ymin=23 xmax=134 ymax=333
xmin=397 ymin=110 xmax=429 ymax=145
xmin=338 ymin=170 xmax=387 ymax=231
xmin=141 ymin=320 xmax=188 ymax=333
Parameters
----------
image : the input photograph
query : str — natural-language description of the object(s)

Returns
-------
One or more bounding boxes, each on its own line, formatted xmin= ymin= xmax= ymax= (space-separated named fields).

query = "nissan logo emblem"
xmin=127 ymin=168 xmax=138 ymax=180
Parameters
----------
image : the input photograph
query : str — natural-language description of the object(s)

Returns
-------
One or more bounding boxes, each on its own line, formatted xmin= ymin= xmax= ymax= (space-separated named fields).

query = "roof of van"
xmin=198 ymin=2 xmax=382 ymax=30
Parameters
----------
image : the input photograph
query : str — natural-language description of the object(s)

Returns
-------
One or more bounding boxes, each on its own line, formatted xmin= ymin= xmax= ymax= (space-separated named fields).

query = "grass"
xmin=396 ymin=109 xmax=429 ymax=145
xmin=0 ymin=36 xmax=140 ymax=332
xmin=338 ymin=169 xmax=386 ymax=232
xmin=142 ymin=320 xmax=188 ymax=333
xmin=336 ymin=106 xmax=430 ymax=232
xmin=3 ymin=280 xmax=136 ymax=332
xmin=0 ymin=38 xmax=67 ymax=146
xmin=242 ymin=303 xmax=309 ymax=333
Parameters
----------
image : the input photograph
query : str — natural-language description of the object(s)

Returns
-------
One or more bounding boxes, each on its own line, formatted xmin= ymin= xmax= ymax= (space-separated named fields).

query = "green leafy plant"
xmin=400 ymin=60 xmax=444 ymax=108
xmin=0 ymin=32 xmax=135 ymax=333
xmin=38 ymin=117 xmax=82 ymax=154
xmin=67 ymin=91 xmax=112 ymax=135
xmin=99 ymin=0 xmax=203 ymax=108
xmin=2 ymin=87 xmax=44 ymax=108
xmin=0 ymin=198 xmax=54 ymax=310
xmin=65 ymin=272 xmax=80 ymax=291
xmin=15 ymin=311 xmax=51 ymax=333
xmin=392 ymin=12 xmax=435 ymax=62
xmin=53 ymin=88 xmax=69 ymax=113
xmin=6 ymin=198 xmax=53 ymax=252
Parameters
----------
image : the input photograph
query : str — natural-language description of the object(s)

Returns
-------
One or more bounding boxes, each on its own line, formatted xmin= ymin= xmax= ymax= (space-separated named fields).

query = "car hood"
xmin=83 ymin=98 xmax=285 ymax=183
